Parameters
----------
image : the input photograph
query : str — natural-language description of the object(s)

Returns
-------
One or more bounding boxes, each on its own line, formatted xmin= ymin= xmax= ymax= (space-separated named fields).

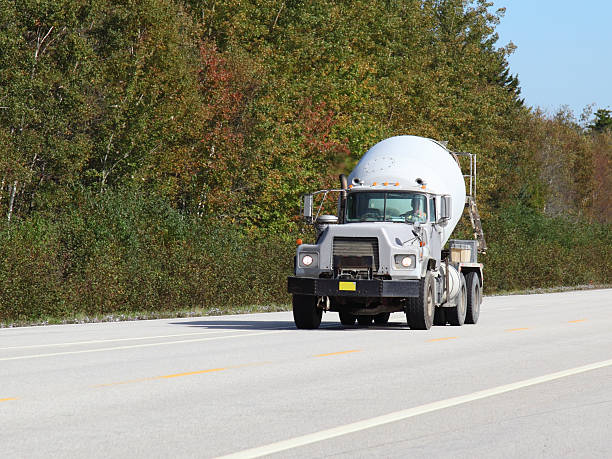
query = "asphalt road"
xmin=2 ymin=289 xmax=611 ymax=458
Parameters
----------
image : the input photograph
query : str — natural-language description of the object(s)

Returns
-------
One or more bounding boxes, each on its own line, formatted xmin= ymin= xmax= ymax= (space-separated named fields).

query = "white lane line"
xmin=0 ymin=329 xmax=241 ymax=350
xmin=0 ymin=324 xmax=340 ymax=361
xmin=0 ymin=330 xmax=285 ymax=361
xmin=219 ymin=358 xmax=612 ymax=458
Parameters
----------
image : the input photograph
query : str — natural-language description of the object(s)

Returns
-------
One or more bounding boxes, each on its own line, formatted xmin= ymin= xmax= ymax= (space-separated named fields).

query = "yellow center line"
xmin=426 ymin=337 xmax=458 ymax=342
xmin=568 ymin=319 xmax=587 ymax=323
xmin=159 ymin=368 xmax=227 ymax=379
xmin=314 ymin=350 xmax=361 ymax=357
xmin=505 ymin=328 xmax=530 ymax=332
xmin=94 ymin=362 xmax=272 ymax=388
xmin=0 ymin=397 xmax=18 ymax=402
xmin=95 ymin=368 xmax=228 ymax=387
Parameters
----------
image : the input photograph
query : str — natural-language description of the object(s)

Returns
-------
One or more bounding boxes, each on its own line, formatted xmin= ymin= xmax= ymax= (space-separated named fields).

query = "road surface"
xmin=1 ymin=289 xmax=611 ymax=458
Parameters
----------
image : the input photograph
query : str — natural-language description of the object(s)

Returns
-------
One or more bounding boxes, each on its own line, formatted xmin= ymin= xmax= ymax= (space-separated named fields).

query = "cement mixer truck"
xmin=287 ymin=135 xmax=487 ymax=329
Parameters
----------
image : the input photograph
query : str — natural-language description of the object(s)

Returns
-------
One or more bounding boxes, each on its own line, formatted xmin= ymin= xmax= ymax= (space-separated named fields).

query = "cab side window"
xmin=429 ymin=197 xmax=436 ymax=222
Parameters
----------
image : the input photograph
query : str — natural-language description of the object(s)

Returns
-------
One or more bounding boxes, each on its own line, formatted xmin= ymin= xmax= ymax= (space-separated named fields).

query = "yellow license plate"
xmin=339 ymin=281 xmax=356 ymax=291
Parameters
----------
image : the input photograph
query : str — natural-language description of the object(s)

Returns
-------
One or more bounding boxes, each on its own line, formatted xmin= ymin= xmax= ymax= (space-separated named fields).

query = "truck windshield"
xmin=345 ymin=192 xmax=428 ymax=223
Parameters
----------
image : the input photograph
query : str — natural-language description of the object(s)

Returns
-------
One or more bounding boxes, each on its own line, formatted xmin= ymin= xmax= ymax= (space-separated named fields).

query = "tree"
xmin=0 ymin=0 xmax=203 ymax=219
xmin=589 ymin=108 xmax=612 ymax=133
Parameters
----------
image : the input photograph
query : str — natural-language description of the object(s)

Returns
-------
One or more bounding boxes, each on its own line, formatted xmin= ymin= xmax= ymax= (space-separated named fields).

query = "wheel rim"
xmin=427 ymin=284 xmax=434 ymax=317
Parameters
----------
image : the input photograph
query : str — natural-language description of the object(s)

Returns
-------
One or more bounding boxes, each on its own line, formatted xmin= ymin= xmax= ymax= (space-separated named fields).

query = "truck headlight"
xmin=394 ymin=254 xmax=416 ymax=269
xmin=300 ymin=253 xmax=318 ymax=268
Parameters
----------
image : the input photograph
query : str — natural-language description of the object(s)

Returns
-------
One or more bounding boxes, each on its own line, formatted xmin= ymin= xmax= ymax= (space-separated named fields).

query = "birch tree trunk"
xmin=0 ymin=177 xmax=4 ymax=210
xmin=7 ymin=180 xmax=17 ymax=222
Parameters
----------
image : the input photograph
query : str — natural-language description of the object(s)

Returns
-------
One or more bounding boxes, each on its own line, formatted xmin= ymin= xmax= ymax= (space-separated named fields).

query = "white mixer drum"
xmin=348 ymin=135 xmax=466 ymax=245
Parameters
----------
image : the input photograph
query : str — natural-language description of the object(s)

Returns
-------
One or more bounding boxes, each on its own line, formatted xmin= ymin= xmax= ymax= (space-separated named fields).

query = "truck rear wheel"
xmin=447 ymin=273 xmax=467 ymax=326
xmin=292 ymin=294 xmax=322 ymax=329
xmin=405 ymin=272 xmax=435 ymax=330
xmin=465 ymin=272 xmax=481 ymax=324
xmin=339 ymin=311 xmax=356 ymax=326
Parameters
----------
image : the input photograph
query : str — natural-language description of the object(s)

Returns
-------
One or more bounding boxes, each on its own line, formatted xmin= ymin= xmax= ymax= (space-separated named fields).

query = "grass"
xmin=485 ymin=284 xmax=611 ymax=297
xmin=0 ymin=303 xmax=292 ymax=328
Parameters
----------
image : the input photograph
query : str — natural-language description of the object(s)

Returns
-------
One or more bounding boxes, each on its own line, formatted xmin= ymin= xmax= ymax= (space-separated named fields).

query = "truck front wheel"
xmin=292 ymin=294 xmax=322 ymax=329
xmin=406 ymin=272 xmax=435 ymax=330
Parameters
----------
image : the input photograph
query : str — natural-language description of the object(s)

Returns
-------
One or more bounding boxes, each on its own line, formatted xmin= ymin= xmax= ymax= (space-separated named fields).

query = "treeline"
xmin=0 ymin=0 xmax=610 ymax=324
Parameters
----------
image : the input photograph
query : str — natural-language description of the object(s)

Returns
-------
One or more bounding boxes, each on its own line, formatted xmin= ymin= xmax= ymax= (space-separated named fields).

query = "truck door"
xmin=428 ymin=197 xmax=441 ymax=266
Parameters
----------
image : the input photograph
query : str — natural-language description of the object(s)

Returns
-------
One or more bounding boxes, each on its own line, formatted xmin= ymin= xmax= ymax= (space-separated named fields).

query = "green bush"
xmin=0 ymin=189 xmax=293 ymax=325
xmin=0 ymin=218 xmax=66 ymax=322
xmin=482 ymin=206 xmax=611 ymax=292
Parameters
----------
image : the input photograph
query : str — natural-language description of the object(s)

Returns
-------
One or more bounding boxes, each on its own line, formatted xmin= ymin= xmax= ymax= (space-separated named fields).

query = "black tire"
xmin=447 ymin=273 xmax=467 ymax=326
xmin=357 ymin=315 xmax=373 ymax=326
xmin=405 ymin=272 xmax=435 ymax=330
xmin=433 ymin=307 xmax=447 ymax=326
xmin=339 ymin=311 xmax=356 ymax=326
xmin=465 ymin=272 xmax=481 ymax=324
xmin=373 ymin=312 xmax=391 ymax=325
xmin=292 ymin=294 xmax=322 ymax=329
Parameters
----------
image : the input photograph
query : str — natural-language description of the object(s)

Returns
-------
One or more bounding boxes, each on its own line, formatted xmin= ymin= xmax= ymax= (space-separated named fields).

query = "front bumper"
xmin=287 ymin=276 xmax=420 ymax=298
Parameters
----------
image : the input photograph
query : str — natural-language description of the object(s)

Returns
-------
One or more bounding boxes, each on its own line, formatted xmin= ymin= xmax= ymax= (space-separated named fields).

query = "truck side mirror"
xmin=303 ymin=194 xmax=313 ymax=221
xmin=437 ymin=195 xmax=451 ymax=227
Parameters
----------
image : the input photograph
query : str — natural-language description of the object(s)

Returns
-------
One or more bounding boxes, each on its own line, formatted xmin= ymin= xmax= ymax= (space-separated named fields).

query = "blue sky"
xmin=492 ymin=1 xmax=611 ymax=120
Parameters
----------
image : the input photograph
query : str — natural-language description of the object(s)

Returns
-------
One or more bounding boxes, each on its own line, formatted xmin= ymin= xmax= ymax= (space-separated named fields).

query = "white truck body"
xmin=288 ymin=135 xmax=485 ymax=330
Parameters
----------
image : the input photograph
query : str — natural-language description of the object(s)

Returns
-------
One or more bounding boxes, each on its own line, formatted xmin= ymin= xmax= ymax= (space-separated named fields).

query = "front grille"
xmin=333 ymin=237 xmax=379 ymax=270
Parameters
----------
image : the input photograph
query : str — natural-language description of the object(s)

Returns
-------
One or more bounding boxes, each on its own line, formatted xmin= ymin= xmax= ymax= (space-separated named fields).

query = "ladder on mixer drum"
xmin=451 ymin=149 xmax=487 ymax=254
xmin=466 ymin=196 xmax=487 ymax=253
